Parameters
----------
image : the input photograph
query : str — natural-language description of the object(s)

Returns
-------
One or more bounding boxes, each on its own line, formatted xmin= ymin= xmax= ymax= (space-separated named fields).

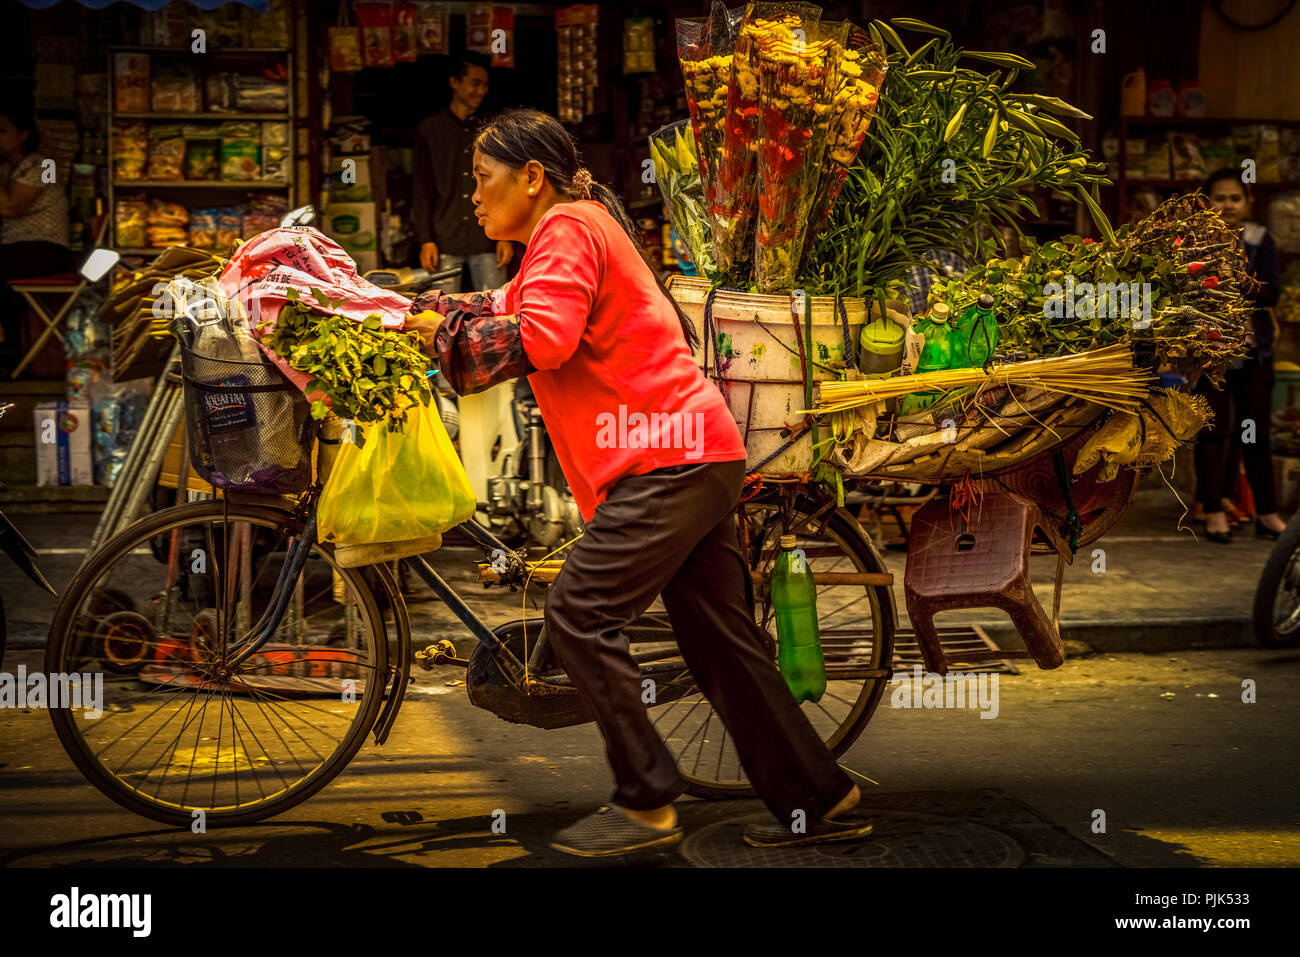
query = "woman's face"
xmin=471 ymin=150 xmax=535 ymax=242
xmin=0 ymin=116 xmax=27 ymax=157
xmin=1209 ymin=178 xmax=1251 ymax=227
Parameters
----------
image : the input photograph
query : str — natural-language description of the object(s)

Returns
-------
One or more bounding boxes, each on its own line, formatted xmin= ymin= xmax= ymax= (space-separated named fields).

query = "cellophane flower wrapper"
xmin=650 ymin=119 xmax=717 ymax=277
xmin=802 ymin=25 xmax=886 ymax=253
xmin=753 ymin=18 xmax=847 ymax=293
xmin=712 ymin=3 xmax=823 ymax=278
xmin=676 ymin=3 xmax=744 ymax=234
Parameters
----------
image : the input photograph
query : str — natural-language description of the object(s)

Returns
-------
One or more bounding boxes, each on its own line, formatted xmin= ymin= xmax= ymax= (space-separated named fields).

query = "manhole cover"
xmin=680 ymin=809 xmax=1026 ymax=868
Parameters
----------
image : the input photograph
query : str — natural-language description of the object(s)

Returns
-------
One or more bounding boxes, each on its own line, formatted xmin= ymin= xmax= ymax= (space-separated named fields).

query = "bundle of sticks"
xmin=809 ymin=344 xmax=1153 ymax=418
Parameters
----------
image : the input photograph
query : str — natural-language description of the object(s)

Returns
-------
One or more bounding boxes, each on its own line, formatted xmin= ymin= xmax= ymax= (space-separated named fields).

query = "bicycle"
xmin=46 ymin=468 xmax=896 ymax=827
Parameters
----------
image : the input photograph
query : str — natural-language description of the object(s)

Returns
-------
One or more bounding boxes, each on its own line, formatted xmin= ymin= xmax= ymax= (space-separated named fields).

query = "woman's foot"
xmin=617 ymin=803 xmax=678 ymax=831
xmin=1258 ymin=512 xmax=1287 ymax=535
xmin=824 ymin=784 xmax=861 ymax=821
xmin=1203 ymin=511 xmax=1232 ymax=543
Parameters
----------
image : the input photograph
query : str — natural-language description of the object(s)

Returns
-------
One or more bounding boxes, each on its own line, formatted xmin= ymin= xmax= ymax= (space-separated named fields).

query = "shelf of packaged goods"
xmin=113 ymin=180 xmax=288 ymax=189
xmin=111 ymin=46 xmax=290 ymax=54
xmin=1125 ymin=178 xmax=1300 ymax=189
xmin=1120 ymin=117 xmax=1300 ymax=128
xmin=113 ymin=112 xmax=290 ymax=121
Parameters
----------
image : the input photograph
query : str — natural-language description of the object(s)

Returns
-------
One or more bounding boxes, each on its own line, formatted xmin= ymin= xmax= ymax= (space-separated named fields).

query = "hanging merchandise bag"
xmin=316 ymin=396 xmax=476 ymax=567
xmin=330 ymin=2 xmax=364 ymax=72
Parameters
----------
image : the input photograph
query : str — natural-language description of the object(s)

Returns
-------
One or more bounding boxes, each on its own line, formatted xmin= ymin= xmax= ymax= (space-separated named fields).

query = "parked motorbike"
xmin=0 ymin=403 xmax=59 ymax=664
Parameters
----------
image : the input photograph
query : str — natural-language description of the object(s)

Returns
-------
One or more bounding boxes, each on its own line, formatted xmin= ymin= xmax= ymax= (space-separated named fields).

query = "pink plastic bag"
xmin=216 ymin=226 xmax=412 ymax=402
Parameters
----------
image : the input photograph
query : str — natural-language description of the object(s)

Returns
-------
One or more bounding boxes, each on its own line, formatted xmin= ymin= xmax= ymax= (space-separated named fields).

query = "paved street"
xmin=1 ymin=498 xmax=1298 ymax=868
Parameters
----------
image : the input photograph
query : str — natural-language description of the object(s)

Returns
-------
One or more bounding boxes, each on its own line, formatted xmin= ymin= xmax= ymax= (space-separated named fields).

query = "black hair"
xmin=0 ymin=104 xmax=39 ymax=155
xmin=452 ymin=51 xmax=491 ymax=80
xmin=473 ymin=107 xmax=700 ymax=351
xmin=1204 ymin=167 xmax=1251 ymax=199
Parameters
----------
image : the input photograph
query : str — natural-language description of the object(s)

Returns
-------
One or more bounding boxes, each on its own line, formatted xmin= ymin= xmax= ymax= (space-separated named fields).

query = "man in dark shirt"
xmin=412 ymin=52 xmax=512 ymax=292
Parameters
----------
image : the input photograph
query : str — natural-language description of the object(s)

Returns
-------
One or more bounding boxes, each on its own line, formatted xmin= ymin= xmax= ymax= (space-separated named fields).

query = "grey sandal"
xmin=742 ymin=809 xmax=875 ymax=848
xmin=550 ymin=804 xmax=684 ymax=858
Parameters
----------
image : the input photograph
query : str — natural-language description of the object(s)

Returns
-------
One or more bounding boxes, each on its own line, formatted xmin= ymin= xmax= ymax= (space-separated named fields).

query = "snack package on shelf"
xmin=113 ymin=53 xmax=149 ymax=112
xmin=1144 ymin=136 xmax=1172 ymax=180
xmin=752 ymin=16 xmax=848 ymax=292
xmin=146 ymin=199 xmax=189 ymax=247
xmin=112 ymin=119 xmax=147 ymax=181
xmin=182 ymin=125 xmax=220 ymax=180
xmin=219 ymin=121 xmax=261 ymax=180
xmin=206 ymin=72 xmax=236 ymax=112
xmin=1269 ymin=191 xmax=1300 ymax=254
xmin=260 ymin=121 xmax=289 ymax=180
xmin=1170 ymin=132 xmax=1205 ymax=181
xmin=151 ymin=66 xmax=197 ymax=113
xmin=1259 ymin=124 xmax=1281 ymax=182
xmin=189 ymin=208 xmax=219 ymax=249
xmin=1199 ymin=136 xmax=1236 ymax=176
xmin=145 ymin=124 xmax=185 ymax=181
xmin=234 ymin=74 xmax=288 ymax=113
xmin=114 ymin=195 xmax=148 ymax=248
xmin=217 ymin=207 xmax=245 ymax=249
xmin=241 ymin=194 xmax=287 ymax=240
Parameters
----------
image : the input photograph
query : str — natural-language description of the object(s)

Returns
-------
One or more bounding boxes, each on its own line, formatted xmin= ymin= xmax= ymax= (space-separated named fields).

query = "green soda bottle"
xmin=771 ymin=534 xmax=826 ymax=704
xmin=899 ymin=302 xmax=953 ymax=416
xmin=954 ymin=294 xmax=998 ymax=368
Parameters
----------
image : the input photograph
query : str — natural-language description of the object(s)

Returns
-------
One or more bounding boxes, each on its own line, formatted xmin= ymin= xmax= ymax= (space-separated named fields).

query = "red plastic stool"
xmin=904 ymin=489 xmax=1071 ymax=674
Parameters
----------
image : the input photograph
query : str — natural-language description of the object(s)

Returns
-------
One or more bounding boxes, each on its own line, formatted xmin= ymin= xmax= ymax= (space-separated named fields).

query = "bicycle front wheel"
xmin=46 ymin=501 xmax=389 ymax=827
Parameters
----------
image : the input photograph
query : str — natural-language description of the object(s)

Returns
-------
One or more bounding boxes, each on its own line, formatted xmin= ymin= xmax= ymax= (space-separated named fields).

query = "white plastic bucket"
xmin=666 ymin=276 xmax=866 ymax=476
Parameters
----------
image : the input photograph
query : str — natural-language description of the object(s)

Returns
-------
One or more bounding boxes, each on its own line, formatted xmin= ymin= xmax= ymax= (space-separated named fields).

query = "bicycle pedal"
xmin=415 ymin=640 xmax=467 ymax=669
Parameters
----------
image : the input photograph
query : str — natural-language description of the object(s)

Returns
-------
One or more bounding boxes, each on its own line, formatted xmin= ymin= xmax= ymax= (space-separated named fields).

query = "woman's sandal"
xmin=550 ymin=804 xmax=683 ymax=858
xmin=742 ymin=808 xmax=875 ymax=848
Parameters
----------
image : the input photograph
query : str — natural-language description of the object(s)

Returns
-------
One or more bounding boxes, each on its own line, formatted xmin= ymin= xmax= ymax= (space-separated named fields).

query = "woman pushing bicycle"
xmin=406 ymin=108 xmax=873 ymax=857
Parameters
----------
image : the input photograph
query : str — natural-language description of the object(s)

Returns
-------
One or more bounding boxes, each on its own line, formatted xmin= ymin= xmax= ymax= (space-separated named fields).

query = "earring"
xmin=528 ymin=188 xmax=535 ymax=194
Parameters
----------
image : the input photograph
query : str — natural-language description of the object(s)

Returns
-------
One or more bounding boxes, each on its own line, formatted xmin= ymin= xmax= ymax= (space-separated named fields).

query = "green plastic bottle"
xmin=954 ymin=294 xmax=998 ymax=369
xmin=772 ymin=534 xmax=826 ymax=704
xmin=899 ymin=302 xmax=953 ymax=416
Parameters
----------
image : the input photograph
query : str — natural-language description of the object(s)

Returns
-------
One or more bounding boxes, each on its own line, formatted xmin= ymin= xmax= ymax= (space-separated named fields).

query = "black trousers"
xmin=1194 ymin=353 xmax=1277 ymax=514
xmin=544 ymin=458 xmax=854 ymax=823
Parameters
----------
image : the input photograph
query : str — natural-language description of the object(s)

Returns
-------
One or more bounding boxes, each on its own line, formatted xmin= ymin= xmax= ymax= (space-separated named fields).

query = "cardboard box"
xmin=34 ymin=401 xmax=93 ymax=486
xmin=323 ymin=201 xmax=378 ymax=273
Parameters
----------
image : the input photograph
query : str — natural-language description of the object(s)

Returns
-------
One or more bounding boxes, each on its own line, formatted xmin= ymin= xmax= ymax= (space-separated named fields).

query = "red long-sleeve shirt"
xmin=496 ymin=200 xmax=746 ymax=521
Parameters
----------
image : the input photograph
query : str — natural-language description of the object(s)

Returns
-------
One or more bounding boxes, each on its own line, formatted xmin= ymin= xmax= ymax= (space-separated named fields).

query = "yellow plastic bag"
xmin=317 ymin=398 xmax=476 ymax=550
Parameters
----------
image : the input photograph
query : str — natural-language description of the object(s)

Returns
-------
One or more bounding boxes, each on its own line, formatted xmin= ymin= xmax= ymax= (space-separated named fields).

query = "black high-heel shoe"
xmin=1256 ymin=520 xmax=1282 ymax=540
xmin=1203 ymin=522 xmax=1232 ymax=544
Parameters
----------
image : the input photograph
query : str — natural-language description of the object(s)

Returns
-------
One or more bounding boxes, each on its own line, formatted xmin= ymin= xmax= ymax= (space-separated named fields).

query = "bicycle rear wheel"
xmin=645 ymin=492 xmax=895 ymax=799
xmin=46 ymin=500 xmax=388 ymax=827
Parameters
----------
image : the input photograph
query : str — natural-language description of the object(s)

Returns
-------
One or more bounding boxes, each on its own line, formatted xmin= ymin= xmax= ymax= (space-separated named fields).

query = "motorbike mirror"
xmin=281 ymin=205 xmax=317 ymax=228
xmin=80 ymin=248 xmax=121 ymax=283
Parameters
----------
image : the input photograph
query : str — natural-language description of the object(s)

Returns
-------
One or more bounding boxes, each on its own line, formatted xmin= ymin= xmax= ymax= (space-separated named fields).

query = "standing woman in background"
xmin=0 ymin=104 xmax=76 ymax=375
xmin=1194 ymin=168 xmax=1284 ymax=542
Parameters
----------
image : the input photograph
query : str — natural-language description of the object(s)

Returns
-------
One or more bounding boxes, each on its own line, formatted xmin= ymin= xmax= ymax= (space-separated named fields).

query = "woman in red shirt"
xmin=411 ymin=108 xmax=869 ymax=857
